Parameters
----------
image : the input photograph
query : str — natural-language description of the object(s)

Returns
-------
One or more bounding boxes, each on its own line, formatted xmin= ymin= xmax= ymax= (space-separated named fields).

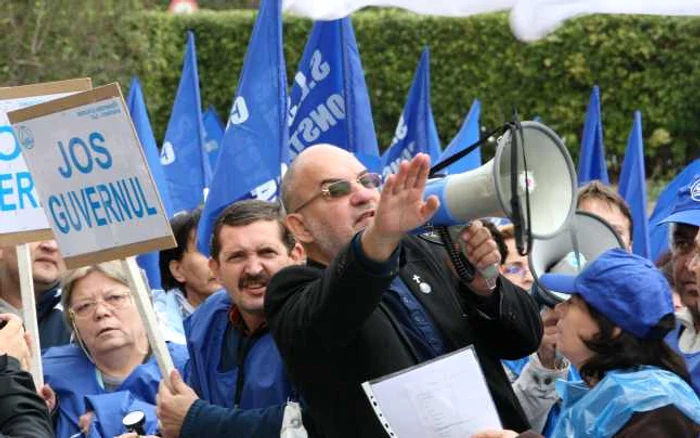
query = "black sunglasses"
xmin=290 ymin=173 xmax=382 ymax=213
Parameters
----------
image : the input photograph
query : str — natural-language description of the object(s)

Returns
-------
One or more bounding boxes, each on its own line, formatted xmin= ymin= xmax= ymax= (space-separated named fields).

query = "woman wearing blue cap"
xmin=474 ymin=248 xmax=700 ymax=438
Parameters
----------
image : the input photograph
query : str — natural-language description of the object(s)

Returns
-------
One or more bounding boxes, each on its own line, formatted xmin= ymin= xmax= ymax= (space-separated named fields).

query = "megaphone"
xmin=529 ymin=210 xmax=625 ymax=307
xmin=422 ymin=121 xmax=577 ymax=239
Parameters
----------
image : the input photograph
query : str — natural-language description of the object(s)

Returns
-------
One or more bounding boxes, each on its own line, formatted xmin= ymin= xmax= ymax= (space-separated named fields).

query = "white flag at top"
xmin=282 ymin=0 xmax=700 ymax=41
xmin=282 ymin=0 xmax=514 ymax=21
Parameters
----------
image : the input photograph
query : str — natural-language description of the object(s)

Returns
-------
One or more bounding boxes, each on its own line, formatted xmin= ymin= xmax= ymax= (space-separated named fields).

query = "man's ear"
xmin=209 ymin=257 xmax=221 ymax=282
xmin=284 ymin=214 xmax=314 ymax=245
xmin=169 ymin=259 xmax=186 ymax=283
xmin=289 ymin=242 xmax=306 ymax=265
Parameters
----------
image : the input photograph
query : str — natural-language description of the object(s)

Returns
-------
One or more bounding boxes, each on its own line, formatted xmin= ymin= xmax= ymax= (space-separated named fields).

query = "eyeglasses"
xmin=503 ymin=262 xmax=530 ymax=278
xmin=290 ymin=172 xmax=382 ymax=213
xmin=69 ymin=291 xmax=131 ymax=319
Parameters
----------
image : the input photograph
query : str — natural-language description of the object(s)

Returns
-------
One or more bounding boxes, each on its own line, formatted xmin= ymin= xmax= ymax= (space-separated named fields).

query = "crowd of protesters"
xmin=1 ymin=146 xmax=699 ymax=437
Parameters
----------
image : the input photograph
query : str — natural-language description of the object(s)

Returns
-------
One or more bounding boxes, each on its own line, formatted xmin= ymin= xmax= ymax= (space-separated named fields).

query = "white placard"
xmin=362 ymin=346 xmax=502 ymax=438
xmin=7 ymin=84 xmax=175 ymax=268
xmin=0 ymin=79 xmax=92 ymax=244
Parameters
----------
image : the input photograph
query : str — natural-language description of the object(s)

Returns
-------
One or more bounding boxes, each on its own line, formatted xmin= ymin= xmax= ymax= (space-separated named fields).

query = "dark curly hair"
xmin=159 ymin=207 xmax=202 ymax=294
xmin=578 ymin=296 xmax=691 ymax=386
xmin=210 ymin=200 xmax=295 ymax=261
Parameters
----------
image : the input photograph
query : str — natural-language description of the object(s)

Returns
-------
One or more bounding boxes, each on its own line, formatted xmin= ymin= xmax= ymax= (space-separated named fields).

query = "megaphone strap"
xmin=506 ymin=116 xmax=533 ymax=257
xmin=429 ymin=124 xmax=507 ymax=176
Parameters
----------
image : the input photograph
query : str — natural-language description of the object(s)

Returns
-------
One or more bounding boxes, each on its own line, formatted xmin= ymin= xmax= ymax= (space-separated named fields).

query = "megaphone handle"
xmin=453 ymin=227 xmax=499 ymax=290
xmin=480 ymin=264 xmax=499 ymax=290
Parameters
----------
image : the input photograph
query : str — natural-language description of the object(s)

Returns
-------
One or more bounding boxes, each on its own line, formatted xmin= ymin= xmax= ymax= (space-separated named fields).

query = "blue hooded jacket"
xmin=666 ymin=323 xmax=700 ymax=395
xmin=43 ymin=343 xmax=188 ymax=437
xmin=552 ymin=366 xmax=700 ymax=437
xmin=183 ymin=290 xmax=292 ymax=437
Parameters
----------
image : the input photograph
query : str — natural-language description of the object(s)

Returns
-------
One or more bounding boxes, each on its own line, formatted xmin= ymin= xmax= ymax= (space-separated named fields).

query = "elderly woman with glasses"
xmin=41 ymin=261 xmax=188 ymax=438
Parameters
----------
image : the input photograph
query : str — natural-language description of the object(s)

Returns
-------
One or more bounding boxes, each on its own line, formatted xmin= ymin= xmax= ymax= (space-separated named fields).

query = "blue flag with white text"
xmin=196 ymin=0 xmax=288 ymax=256
xmin=203 ymin=105 xmax=225 ymax=171
xmin=578 ymin=86 xmax=609 ymax=185
xmin=618 ymin=111 xmax=650 ymax=258
xmin=649 ymin=159 xmax=700 ymax=262
xmin=288 ymin=17 xmax=380 ymax=172
xmin=126 ymin=76 xmax=172 ymax=289
xmin=160 ymin=31 xmax=212 ymax=215
xmin=381 ymin=47 xmax=441 ymax=177
xmin=437 ymin=99 xmax=481 ymax=174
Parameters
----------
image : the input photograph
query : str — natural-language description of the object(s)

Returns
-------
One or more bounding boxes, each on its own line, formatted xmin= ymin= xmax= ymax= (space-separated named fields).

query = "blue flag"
xmin=126 ymin=76 xmax=173 ymax=289
xmin=203 ymin=105 xmax=225 ymax=171
xmin=381 ymin=47 xmax=441 ymax=177
xmin=649 ymin=158 xmax=700 ymax=262
xmin=437 ymin=99 xmax=481 ymax=174
xmin=160 ymin=31 xmax=212 ymax=215
xmin=618 ymin=111 xmax=650 ymax=258
xmin=578 ymin=85 xmax=609 ymax=185
xmin=196 ymin=0 xmax=288 ymax=256
xmin=288 ymin=17 xmax=380 ymax=172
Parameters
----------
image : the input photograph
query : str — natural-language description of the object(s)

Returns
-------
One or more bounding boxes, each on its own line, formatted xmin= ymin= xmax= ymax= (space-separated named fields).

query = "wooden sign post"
xmin=0 ymin=78 xmax=92 ymax=386
xmin=8 ymin=83 xmax=177 ymax=378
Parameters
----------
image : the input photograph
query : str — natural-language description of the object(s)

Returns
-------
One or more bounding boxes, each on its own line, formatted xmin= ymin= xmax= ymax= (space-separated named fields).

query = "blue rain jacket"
xmin=183 ymin=290 xmax=291 ymax=437
xmin=666 ymin=323 xmax=700 ymax=395
xmin=43 ymin=343 xmax=188 ymax=437
xmin=551 ymin=366 xmax=700 ymax=437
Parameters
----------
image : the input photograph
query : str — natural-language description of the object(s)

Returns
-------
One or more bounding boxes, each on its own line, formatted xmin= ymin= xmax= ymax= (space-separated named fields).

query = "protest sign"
xmin=9 ymin=83 xmax=177 ymax=377
xmin=8 ymin=83 xmax=176 ymax=268
xmin=0 ymin=78 xmax=92 ymax=245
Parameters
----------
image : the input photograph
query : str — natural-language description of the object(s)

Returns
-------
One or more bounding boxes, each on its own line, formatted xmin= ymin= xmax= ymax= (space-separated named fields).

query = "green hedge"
xmin=139 ymin=10 xmax=700 ymax=179
xmin=3 ymin=6 xmax=700 ymax=178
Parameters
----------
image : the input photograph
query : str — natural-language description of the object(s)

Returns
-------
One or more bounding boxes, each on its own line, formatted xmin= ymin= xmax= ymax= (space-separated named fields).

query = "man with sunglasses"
xmin=267 ymin=145 xmax=543 ymax=438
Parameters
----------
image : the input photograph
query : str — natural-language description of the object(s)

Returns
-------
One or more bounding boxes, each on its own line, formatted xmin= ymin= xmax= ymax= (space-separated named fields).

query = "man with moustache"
xmin=156 ymin=200 xmax=305 ymax=438
xmin=267 ymin=145 xmax=543 ymax=437
xmin=660 ymin=174 xmax=700 ymax=394
xmin=0 ymin=240 xmax=70 ymax=348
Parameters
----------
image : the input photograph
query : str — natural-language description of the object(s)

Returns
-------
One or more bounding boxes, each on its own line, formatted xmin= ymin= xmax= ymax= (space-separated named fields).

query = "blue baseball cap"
xmin=539 ymin=248 xmax=674 ymax=340
xmin=659 ymin=174 xmax=700 ymax=227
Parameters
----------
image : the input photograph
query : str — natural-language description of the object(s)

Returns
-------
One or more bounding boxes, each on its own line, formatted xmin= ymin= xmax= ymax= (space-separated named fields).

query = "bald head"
xmin=282 ymin=144 xmax=359 ymax=213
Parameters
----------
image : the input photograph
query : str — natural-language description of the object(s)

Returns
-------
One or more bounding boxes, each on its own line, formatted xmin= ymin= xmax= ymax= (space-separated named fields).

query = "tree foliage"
xmin=1 ymin=6 xmax=699 ymax=179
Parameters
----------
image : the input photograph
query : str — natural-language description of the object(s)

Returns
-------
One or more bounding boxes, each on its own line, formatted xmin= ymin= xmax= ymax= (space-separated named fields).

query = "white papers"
xmin=362 ymin=346 xmax=501 ymax=438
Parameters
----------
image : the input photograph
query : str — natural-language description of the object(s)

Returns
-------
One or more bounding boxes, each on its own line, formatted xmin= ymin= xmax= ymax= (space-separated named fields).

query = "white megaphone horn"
xmin=421 ymin=121 xmax=577 ymax=239
xmin=417 ymin=121 xmax=577 ymax=288
xmin=529 ymin=211 xmax=625 ymax=307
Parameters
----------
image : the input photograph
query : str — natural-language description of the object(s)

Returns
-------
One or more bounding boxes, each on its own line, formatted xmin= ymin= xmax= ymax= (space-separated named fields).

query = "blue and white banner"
xmin=203 ymin=105 xmax=225 ymax=171
xmin=127 ymin=76 xmax=174 ymax=288
xmin=288 ymin=17 xmax=380 ymax=172
xmin=161 ymin=31 xmax=212 ymax=215
xmin=381 ymin=47 xmax=441 ymax=177
xmin=197 ymin=0 xmax=288 ymax=256
xmin=578 ymin=85 xmax=609 ymax=186
xmin=618 ymin=111 xmax=650 ymax=258
xmin=437 ymin=99 xmax=481 ymax=175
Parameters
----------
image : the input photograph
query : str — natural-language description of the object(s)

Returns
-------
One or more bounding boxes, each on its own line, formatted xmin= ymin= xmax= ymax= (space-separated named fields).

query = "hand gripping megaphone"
xmin=419 ymin=121 xmax=577 ymax=285
xmin=529 ymin=211 xmax=625 ymax=307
